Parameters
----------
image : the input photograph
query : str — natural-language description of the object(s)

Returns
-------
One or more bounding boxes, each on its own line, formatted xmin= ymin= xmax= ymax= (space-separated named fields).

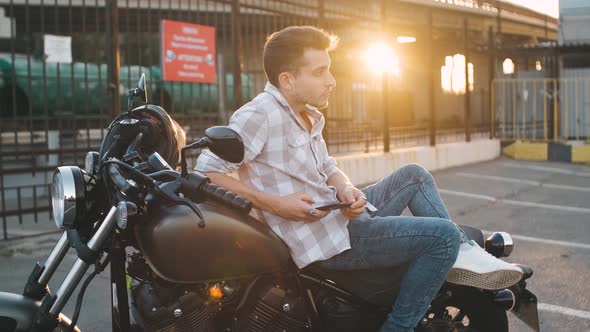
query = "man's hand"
xmin=337 ymin=186 xmax=366 ymax=220
xmin=270 ymin=192 xmax=330 ymax=222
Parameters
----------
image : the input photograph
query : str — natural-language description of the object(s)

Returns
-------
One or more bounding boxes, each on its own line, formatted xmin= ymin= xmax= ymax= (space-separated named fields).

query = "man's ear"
xmin=278 ymin=72 xmax=294 ymax=91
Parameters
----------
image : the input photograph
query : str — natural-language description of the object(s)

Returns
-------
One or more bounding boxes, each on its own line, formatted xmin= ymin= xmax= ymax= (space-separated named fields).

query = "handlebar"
xmin=180 ymin=172 xmax=252 ymax=214
xmin=103 ymin=158 xmax=252 ymax=214
xmin=201 ymin=182 xmax=252 ymax=212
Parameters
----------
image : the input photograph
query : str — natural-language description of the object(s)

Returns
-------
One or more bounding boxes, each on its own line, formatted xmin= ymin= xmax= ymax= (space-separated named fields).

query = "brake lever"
xmin=158 ymin=180 xmax=206 ymax=227
xmin=107 ymin=158 xmax=205 ymax=227
xmin=145 ymin=170 xmax=181 ymax=182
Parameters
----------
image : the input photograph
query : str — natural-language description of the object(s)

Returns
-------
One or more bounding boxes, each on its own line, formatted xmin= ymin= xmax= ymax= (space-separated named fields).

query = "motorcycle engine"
xmin=129 ymin=255 xmax=310 ymax=331
xmin=131 ymin=282 xmax=215 ymax=331
xmin=234 ymin=274 xmax=310 ymax=332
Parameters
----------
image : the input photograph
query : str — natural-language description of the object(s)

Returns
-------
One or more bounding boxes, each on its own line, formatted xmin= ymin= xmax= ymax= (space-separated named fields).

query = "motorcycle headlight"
xmin=485 ymin=232 xmax=514 ymax=258
xmin=51 ymin=166 xmax=91 ymax=229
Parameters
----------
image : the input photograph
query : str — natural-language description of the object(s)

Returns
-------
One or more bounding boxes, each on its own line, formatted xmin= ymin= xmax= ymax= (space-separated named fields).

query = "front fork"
xmin=23 ymin=232 xmax=71 ymax=300
xmin=110 ymin=235 xmax=131 ymax=332
xmin=23 ymin=206 xmax=119 ymax=331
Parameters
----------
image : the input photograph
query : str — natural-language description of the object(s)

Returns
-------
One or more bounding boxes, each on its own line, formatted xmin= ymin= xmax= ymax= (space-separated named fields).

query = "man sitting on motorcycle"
xmin=196 ymin=25 xmax=523 ymax=332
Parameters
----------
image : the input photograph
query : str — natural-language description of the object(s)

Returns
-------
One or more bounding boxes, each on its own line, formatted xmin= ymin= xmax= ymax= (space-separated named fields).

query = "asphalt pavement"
xmin=1 ymin=157 xmax=589 ymax=331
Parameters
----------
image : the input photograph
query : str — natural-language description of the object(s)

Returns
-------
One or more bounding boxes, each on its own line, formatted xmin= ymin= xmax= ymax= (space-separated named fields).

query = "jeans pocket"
xmin=317 ymin=252 xmax=366 ymax=270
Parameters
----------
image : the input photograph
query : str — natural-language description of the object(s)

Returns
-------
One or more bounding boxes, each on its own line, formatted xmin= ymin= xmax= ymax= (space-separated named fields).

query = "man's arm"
xmin=196 ymin=107 xmax=326 ymax=222
xmin=327 ymin=170 xmax=366 ymax=219
xmin=205 ymin=172 xmax=278 ymax=213
xmin=326 ymin=170 xmax=354 ymax=198
xmin=205 ymin=172 xmax=328 ymax=222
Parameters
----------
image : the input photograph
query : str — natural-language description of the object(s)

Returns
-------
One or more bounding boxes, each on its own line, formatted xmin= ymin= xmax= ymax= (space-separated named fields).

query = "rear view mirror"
xmin=180 ymin=126 xmax=245 ymax=176
xmin=137 ymin=74 xmax=147 ymax=103
xmin=204 ymin=126 xmax=245 ymax=163
xmin=127 ymin=73 xmax=148 ymax=111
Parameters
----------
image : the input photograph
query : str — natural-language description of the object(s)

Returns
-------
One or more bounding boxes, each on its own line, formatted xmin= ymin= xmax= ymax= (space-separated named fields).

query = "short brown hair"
xmin=263 ymin=26 xmax=339 ymax=87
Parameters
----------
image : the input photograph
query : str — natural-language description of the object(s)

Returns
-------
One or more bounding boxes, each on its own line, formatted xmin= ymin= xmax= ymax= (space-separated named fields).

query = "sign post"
xmin=161 ymin=20 xmax=217 ymax=83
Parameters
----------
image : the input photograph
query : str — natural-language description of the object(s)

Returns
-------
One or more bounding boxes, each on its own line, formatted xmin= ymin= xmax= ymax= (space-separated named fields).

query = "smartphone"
xmin=364 ymin=201 xmax=378 ymax=213
xmin=315 ymin=202 xmax=353 ymax=211
xmin=360 ymin=196 xmax=378 ymax=213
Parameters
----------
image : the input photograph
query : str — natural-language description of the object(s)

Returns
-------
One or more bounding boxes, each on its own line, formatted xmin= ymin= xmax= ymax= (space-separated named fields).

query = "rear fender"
xmin=0 ymin=292 xmax=79 ymax=332
xmin=511 ymin=286 xmax=540 ymax=332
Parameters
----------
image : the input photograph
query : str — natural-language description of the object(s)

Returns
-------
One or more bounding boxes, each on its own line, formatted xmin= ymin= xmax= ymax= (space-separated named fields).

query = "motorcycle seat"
xmin=302 ymin=262 xmax=409 ymax=307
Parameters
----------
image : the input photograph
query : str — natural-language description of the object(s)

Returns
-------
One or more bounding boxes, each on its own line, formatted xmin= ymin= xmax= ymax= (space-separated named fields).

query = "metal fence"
xmin=0 ymin=0 xmax=512 ymax=239
xmin=492 ymin=77 xmax=590 ymax=141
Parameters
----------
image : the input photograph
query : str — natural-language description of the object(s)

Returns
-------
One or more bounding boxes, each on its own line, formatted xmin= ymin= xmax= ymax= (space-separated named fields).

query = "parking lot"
xmin=434 ymin=158 xmax=590 ymax=331
xmin=1 ymin=157 xmax=589 ymax=331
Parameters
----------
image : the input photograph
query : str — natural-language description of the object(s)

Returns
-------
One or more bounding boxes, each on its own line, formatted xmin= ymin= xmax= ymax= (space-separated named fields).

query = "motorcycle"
xmin=0 ymin=75 xmax=541 ymax=332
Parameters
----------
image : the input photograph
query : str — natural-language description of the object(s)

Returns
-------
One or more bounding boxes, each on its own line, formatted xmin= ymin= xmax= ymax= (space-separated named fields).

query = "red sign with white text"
xmin=161 ymin=20 xmax=216 ymax=83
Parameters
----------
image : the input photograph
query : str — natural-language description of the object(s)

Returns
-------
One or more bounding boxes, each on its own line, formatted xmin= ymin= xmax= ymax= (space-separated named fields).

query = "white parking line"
xmin=538 ymin=303 xmax=590 ymax=320
xmin=501 ymin=162 xmax=590 ymax=177
xmin=542 ymin=183 xmax=590 ymax=193
xmin=438 ymin=189 xmax=496 ymax=202
xmin=456 ymin=173 xmax=590 ymax=193
xmin=439 ymin=189 xmax=590 ymax=214
xmin=456 ymin=173 xmax=540 ymax=185
xmin=481 ymin=230 xmax=590 ymax=250
xmin=502 ymin=199 xmax=590 ymax=213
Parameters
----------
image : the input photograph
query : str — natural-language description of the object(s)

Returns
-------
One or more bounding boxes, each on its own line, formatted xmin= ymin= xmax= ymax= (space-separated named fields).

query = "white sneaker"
xmin=447 ymin=240 xmax=523 ymax=290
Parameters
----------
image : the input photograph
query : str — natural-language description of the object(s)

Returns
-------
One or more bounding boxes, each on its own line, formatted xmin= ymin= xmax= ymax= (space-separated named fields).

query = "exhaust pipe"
xmin=493 ymin=289 xmax=516 ymax=311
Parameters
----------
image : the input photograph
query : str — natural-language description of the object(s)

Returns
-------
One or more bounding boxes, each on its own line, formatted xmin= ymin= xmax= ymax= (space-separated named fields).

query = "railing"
xmin=492 ymin=77 xmax=590 ymax=142
xmin=1 ymin=0 xmax=503 ymax=239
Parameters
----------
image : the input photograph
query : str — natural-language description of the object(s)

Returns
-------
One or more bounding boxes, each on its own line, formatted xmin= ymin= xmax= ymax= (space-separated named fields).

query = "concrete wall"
xmin=335 ymin=138 xmax=501 ymax=186
xmin=2 ymin=138 xmax=501 ymax=202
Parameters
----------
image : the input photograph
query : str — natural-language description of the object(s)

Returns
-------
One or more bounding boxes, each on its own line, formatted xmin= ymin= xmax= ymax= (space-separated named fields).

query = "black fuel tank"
xmin=135 ymin=202 xmax=291 ymax=283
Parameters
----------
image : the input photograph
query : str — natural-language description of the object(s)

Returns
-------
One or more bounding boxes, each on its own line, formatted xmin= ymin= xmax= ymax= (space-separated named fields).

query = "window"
xmin=441 ymin=54 xmax=473 ymax=94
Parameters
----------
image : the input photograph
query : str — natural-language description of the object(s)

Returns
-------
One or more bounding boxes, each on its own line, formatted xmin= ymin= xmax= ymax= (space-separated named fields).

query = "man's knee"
xmin=437 ymin=219 xmax=461 ymax=257
xmin=426 ymin=219 xmax=461 ymax=256
xmin=397 ymin=163 xmax=432 ymax=182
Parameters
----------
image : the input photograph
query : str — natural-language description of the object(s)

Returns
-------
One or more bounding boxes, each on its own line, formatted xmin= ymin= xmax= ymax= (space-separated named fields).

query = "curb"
xmin=502 ymin=141 xmax=590 ymax=163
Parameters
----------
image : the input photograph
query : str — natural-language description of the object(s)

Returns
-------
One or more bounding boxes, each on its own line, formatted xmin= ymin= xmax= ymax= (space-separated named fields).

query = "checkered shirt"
xmin=195 ymin=82 xmax=351 ymax=268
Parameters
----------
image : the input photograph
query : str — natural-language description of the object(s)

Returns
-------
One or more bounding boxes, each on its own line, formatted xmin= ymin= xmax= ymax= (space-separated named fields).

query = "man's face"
xmin=289 ymin=49 xmax=336 ymax=109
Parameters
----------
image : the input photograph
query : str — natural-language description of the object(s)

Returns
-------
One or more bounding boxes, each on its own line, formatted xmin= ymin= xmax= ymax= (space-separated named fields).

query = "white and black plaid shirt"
xmin=195 ymin=82 xmax=350 ymax=268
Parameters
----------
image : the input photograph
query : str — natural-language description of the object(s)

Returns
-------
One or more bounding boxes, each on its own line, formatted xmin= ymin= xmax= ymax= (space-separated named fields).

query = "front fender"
xmin=0 ymin=292 xmax=79 ymax=332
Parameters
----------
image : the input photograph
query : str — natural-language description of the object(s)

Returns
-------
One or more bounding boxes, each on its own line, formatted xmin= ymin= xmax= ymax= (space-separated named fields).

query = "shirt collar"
xmin=264 ymin=82 xmax=325 ymax=135
xmin=264 ymin=82 xmax=290 ymax=108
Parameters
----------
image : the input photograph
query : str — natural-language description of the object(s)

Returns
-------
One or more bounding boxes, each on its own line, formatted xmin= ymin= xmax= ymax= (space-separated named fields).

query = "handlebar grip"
xmin=201 ymin=182 xmax=252 ymax=213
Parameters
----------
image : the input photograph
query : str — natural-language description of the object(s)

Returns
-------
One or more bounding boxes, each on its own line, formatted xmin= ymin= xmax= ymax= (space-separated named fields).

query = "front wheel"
xmin=0 ymin=292 xmax=81 ymax=332
xmin=427 ymin=288 xmax=508 ymax=332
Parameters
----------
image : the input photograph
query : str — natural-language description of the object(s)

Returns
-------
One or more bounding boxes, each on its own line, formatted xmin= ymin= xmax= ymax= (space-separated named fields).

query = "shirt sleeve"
xmin=195 ymin=107 xmax=269 ymax=174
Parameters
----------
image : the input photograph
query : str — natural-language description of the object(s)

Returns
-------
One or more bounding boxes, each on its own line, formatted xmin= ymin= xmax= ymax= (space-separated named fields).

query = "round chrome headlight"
xmin=51 ymin=166 xmax=87 ymax=229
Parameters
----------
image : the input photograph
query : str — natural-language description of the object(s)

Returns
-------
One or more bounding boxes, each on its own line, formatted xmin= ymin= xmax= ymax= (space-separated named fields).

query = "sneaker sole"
xmin=446 ymin=268 xmax=523 ymax=290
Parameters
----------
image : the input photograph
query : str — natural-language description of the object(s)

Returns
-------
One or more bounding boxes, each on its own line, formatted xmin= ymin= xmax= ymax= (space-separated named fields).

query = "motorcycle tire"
xmin=431 ymin=293 xmax=508 ymax=332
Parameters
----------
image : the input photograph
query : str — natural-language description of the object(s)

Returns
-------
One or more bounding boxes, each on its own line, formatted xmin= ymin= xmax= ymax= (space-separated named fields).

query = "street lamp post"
xmin=383 ymin=72 xmax=391 ymax=152
xmin=363 ymin=42 xmax=399 ymax=153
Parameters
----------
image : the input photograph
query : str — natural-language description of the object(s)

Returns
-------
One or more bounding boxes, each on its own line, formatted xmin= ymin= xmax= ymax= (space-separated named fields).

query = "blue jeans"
xmin=316 ymin=164 xmax=462 ymax=332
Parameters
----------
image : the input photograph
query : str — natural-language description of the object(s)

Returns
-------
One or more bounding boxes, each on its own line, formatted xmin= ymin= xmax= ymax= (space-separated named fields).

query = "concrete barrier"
xmin=335 ymin=139 xmax=501 ymax=185
xmin=502 ymin=140 xmax=590 ymax=164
